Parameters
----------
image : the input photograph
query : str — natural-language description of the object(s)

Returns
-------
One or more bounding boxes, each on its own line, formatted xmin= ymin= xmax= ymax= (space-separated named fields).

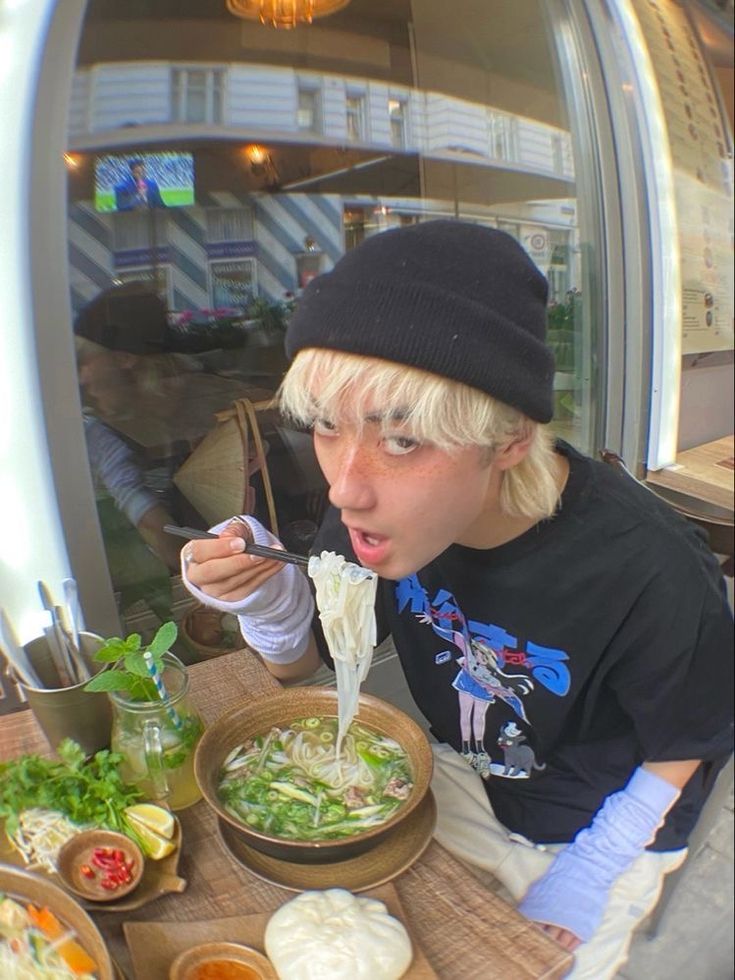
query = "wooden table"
xmin=646 ymin=435 xmax=734 ymax=516
xmin=0 ymin=652 xmax=572 ymax=980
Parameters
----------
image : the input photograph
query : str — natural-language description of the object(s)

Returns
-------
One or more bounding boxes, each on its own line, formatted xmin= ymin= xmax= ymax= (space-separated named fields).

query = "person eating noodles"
xmin=180 ymin=220 xmax=733 ymax=980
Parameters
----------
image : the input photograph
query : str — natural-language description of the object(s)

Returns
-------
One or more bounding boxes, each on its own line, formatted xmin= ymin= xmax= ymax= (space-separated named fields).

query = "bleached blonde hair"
xmin=279 ymin=349 xmax=560 ymax=521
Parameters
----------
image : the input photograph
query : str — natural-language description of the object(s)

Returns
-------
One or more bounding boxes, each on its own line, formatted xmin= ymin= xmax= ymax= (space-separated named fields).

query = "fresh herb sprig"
xmin=0 ymin=739 xmax=141 ymax=838
xmin=84 ymin=621 xmax=178 ymax=700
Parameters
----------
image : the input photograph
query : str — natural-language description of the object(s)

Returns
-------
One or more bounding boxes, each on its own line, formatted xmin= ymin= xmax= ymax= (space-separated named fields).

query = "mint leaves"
xmin=84 ymin=621 xmax=178 ymax=700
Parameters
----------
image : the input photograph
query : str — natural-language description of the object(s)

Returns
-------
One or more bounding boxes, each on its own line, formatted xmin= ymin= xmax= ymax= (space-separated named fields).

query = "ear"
xmin=494 ymin=428 xmax=534 ymax=471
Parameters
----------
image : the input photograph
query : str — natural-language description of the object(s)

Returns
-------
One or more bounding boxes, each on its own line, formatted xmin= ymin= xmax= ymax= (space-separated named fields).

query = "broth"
xmin=217 ymin=717 xmax=413 ymax=840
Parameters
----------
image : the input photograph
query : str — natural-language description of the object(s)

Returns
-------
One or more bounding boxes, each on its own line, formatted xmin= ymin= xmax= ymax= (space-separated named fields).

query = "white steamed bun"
xmin=264 ymin=887 xmax=413 ymax=980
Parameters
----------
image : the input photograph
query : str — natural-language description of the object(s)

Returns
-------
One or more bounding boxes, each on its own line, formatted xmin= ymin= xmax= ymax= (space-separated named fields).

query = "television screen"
xmin=94 ymin=152 xmax=195 ymax=213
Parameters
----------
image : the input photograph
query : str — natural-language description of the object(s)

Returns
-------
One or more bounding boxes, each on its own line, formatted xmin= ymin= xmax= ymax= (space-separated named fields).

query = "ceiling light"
xmin=227 ymin=0 xmax=351 ymax=30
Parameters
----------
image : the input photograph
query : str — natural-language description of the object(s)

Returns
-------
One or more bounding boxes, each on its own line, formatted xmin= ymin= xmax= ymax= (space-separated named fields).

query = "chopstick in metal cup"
xmin=162 ymin=524 xmax=309 ymax=566
xmin=37 ymin=581 xmax=76 ymax=687
xmin=61 ymin=577 xmax=82 ymax=649
xmin=0 ymin=608 xmax=42 ymax=688
xmin=54 ymin=604 xmax=91 ymax=684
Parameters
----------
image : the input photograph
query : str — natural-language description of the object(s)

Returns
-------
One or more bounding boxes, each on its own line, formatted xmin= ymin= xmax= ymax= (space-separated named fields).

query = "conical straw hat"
xmin=173 ymin=414 xmax=253 ymax=527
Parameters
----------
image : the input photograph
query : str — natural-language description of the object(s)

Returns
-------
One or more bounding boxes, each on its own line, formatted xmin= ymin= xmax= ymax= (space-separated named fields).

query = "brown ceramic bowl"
xmin=57 ymin=829 xmax=144 ymax=903
xmin=169 ymin=941 xmax=277 ymax=980
xmin=194 ymin=687 xmax=433 ymax=864
xmin=0 ymin=863 xmax=115 ymax=978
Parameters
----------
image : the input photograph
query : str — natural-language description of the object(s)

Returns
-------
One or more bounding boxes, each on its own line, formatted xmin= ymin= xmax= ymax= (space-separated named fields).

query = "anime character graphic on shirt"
xmin=396 ymin=575 xmax=570 ymax=780
xmin=497 ymin=721 xmax=546 ymax=776
xmin=452 ymin=636 xmax=534 ymax=774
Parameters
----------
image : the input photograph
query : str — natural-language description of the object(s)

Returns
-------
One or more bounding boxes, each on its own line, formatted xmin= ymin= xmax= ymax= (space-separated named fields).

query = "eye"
xmin=383 ymin=434 xmax=420 ymax=456
xmin=313 ymin=417 xmax=338 ymax=437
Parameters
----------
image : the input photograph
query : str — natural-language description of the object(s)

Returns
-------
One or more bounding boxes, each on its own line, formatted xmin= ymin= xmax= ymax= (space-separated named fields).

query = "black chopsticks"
xmin=163 ymin=525 xmax=309 ymax=566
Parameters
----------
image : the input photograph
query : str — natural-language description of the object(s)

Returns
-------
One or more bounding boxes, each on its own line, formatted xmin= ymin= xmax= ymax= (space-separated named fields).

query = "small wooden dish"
xmin=169 ymin=941 xmax=277 ymax=980
xmin=58 ymin=829 xmax=144 ymax=903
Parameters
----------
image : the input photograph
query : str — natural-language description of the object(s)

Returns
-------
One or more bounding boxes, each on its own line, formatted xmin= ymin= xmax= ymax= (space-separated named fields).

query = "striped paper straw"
xmin=144 ymin=652 xmax=183 ymax=730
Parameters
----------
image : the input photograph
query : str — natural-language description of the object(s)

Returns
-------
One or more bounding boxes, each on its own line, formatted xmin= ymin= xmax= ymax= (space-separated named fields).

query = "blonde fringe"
xmin=279 ymin=349 xmax=560 ymax=521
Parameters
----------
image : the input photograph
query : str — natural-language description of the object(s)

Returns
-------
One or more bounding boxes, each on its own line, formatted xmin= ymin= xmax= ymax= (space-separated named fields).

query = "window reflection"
xmin=68 ymin=0 xmax=597 ymax=643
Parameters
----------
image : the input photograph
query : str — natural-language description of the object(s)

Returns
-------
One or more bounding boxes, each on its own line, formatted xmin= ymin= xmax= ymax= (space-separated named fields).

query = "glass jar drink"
xmin=109 ymin=652 xmax=204 ymax=810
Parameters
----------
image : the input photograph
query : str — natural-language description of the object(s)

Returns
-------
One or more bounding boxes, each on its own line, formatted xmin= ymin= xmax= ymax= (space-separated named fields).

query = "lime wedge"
xmin=125 ymin=816 xmax=176 ymax=860
xmin=124 ymin=803 xmax=175 ymax=840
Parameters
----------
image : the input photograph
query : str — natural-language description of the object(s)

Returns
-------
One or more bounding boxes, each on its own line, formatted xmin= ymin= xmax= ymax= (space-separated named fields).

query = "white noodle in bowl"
xmin=216 ymin=716 xmax=414 ymax=844
xmin=194 ymin=688 xmax=433 ymax=864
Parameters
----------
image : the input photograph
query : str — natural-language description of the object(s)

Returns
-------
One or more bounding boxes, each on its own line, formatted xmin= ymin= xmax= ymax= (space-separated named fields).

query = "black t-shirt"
xmin=313 ymin=441 xmax=733 ymax=850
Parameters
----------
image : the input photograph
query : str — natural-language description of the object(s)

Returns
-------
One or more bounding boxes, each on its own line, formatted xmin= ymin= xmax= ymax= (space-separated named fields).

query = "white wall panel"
xmin=321 ymin=76 xmax=347 ymax=142
xmin=367 ymin=83 xmax=391 ymax=147
xmin=228 ymin=66 xmax=296 ymax=131
xmin=90 ymin=64 xmax=170 ymax=130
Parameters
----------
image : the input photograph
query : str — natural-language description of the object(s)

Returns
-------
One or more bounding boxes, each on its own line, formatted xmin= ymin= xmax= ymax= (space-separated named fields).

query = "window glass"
xmin=67 ymin=0 xmax=602 ymax=643
xmin=346 ymin=95 xmax=365 ymax=141
xmin=172 ymin=67 xmax=224 ymax=124
xmin=389 ymin=98 xmax=406 ymax=148
xmin=210 ymin=260 xmax=256 ymax=309
xmin=297 ymin=88 xmax=321 ymax=132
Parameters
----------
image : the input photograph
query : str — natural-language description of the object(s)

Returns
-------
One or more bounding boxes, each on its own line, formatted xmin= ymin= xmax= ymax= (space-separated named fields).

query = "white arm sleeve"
xmin=181 ymin=515 xmax=314 ymax=664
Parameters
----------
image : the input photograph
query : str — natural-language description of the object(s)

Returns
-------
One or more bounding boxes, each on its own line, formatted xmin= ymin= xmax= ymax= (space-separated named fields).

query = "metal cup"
xmin=18 ymin=632 xmax=112 ymax=756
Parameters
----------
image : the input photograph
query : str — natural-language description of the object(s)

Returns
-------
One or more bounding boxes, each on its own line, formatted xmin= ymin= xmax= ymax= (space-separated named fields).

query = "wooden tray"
xmin=0 ymin=818 xmax=186 ymax=913
xmin=124 ymin=882 xmax=438 ymax=979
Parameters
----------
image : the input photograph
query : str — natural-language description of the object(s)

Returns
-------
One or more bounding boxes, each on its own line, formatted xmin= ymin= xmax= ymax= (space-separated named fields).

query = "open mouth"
xmin=348 ymin=527 xmax=390 ymax=565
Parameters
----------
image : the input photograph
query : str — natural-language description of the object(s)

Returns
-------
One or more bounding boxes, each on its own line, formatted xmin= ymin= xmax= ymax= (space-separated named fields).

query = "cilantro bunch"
xmin=0 ymin=739 xmax=141 ymax=837
xmin=84 ymin=621 xmax=178 ymax=700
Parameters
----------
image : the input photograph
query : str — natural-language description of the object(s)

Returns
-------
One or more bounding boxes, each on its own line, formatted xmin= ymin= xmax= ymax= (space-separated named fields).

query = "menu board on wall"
xmin=630 ymin=0 xmax=734 ymax=354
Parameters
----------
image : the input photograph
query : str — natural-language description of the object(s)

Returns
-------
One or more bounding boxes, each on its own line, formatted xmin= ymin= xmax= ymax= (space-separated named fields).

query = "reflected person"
xmin=74 ymin=284 xmax=186 ymax=599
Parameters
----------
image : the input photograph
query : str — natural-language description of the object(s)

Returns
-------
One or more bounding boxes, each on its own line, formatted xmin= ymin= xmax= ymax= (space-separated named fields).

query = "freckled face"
xmin=312 ymin=402 xmax=502 ymax=579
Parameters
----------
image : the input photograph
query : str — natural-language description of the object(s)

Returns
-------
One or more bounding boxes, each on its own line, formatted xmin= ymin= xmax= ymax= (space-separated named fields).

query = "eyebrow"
xmin=363 ymin=409 xmax=409 ymax=424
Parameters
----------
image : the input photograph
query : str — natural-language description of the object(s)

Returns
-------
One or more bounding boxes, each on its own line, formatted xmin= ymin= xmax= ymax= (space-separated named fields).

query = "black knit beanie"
xmin=285 ymin=220 xmax=555 ymax=422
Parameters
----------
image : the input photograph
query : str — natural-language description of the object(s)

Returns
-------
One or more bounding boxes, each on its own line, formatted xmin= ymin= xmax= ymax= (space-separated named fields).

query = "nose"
xmin=327 ymin=443 xmax=376 ymax=513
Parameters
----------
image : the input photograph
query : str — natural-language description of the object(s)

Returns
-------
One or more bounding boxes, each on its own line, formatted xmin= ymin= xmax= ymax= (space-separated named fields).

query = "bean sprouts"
xmin=8 ymin=810 xmax=84 ymax=874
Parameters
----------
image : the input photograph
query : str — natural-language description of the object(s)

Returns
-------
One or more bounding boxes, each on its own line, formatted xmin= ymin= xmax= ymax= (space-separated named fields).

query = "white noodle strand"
xmin=308 ymin=552 xmax=378 ymax=754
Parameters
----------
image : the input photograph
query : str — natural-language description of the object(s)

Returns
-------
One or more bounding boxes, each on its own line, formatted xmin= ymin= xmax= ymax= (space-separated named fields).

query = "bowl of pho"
xmin=194 ymin=687 xmax=433 ymax=863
